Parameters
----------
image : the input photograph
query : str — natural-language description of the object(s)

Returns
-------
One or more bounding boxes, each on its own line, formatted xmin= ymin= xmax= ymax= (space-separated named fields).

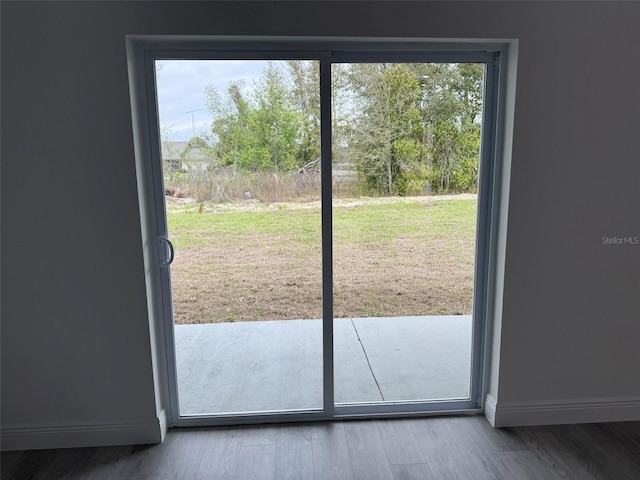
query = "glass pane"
xmin=331 ymin=62 xmax=483 ymax=405
xmin=156 ymin=59 xmax=323 ymax=415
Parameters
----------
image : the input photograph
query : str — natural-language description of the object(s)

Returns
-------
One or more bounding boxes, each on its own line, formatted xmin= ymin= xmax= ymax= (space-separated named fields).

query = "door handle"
xmin=158 ymin=235 xmax=175 ymax=266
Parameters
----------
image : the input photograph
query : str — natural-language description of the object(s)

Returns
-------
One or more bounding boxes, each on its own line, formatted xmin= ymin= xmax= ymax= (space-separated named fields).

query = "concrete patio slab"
xmin=174 ymin=315 xmax=472 ymax=416
xmin=349 ymin=316 xmax=472 ymax=402
xmin=175 ymin=320 xmax=323 ymax=415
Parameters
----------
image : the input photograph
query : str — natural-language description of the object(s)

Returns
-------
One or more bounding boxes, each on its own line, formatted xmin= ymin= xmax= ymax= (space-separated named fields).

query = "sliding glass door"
xmin=154 ymin=59 xmax=325 ymax=417
xmin=331 ymin=61 xmax=484 ymax=409
xmin=139 ymin=42 xmax=498 ymax=425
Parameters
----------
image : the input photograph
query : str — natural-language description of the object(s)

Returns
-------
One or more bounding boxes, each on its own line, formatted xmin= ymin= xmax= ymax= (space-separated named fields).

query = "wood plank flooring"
xmin=2 ymin=416 xmax=639 ymax=480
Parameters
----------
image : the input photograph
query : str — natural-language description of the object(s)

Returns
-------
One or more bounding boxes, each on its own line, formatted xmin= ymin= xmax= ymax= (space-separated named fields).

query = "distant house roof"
xmin=161 ymin=141 xmax=189 ymax=161
xmin=161 ymin=141 xmax=209 ymax=162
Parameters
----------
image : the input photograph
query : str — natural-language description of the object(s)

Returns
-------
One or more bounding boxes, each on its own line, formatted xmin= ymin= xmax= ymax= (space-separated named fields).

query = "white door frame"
xmin=127 ymin=36 xmax=506 ymax=427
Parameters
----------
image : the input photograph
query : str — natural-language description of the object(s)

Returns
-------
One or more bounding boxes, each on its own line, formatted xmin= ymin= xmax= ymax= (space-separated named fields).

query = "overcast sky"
xmin=155 ymin=59 xmax=271 ymax=141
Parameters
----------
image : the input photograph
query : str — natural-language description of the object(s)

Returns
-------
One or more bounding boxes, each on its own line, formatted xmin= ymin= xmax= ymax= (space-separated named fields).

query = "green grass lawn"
xmin=167 ymin=197 xmax=477 ymax=249
xmin=166 ymin=195 xmax=478 ymax=323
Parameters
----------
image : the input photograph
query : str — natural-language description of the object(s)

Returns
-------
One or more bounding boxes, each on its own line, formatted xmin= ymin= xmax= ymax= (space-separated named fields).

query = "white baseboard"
xmin=485 ymin=395 xmax=640 ymax=428
xmin=484 ymin=393 xmax=498 ymax=426
xmin=1 ymin=414 xmax=165 ymax=451
xmin=157 ymin=407 xmax=168 ymax=441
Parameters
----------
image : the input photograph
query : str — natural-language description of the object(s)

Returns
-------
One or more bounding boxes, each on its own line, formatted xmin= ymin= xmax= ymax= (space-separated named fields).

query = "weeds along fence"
xmin=164 ymin=167 xmax=361 ymax=203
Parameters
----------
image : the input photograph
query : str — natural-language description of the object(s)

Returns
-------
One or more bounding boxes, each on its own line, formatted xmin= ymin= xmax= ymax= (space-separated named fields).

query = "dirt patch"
xmin=170 ymin=236 xmax=474 ymax=324
xmin=166 ymin=193 xmax=476 ymax=213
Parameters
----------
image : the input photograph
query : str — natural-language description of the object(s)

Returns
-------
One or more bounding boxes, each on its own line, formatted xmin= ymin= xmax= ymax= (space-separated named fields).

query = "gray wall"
xmin=2 ymin=1 xmax=639 ymax=448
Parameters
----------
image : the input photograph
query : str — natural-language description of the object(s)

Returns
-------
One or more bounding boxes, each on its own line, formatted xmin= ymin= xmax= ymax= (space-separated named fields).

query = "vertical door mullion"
xmin=475 ymin=53 xmax=500 ymax=410
xmin=143 ymin=51 xmax=182 ymax=425
xmin=320 ymin=54 xmax=335 ymax=417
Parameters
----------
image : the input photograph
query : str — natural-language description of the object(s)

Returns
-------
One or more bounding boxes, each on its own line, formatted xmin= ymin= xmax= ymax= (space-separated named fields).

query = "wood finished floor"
xmin=2 ymin=416 xmax=640 ymax=480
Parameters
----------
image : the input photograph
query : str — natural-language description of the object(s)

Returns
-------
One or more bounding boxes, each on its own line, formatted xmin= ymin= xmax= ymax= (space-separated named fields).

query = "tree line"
xmin=191 ymin=60 xmax=484 ymax=196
